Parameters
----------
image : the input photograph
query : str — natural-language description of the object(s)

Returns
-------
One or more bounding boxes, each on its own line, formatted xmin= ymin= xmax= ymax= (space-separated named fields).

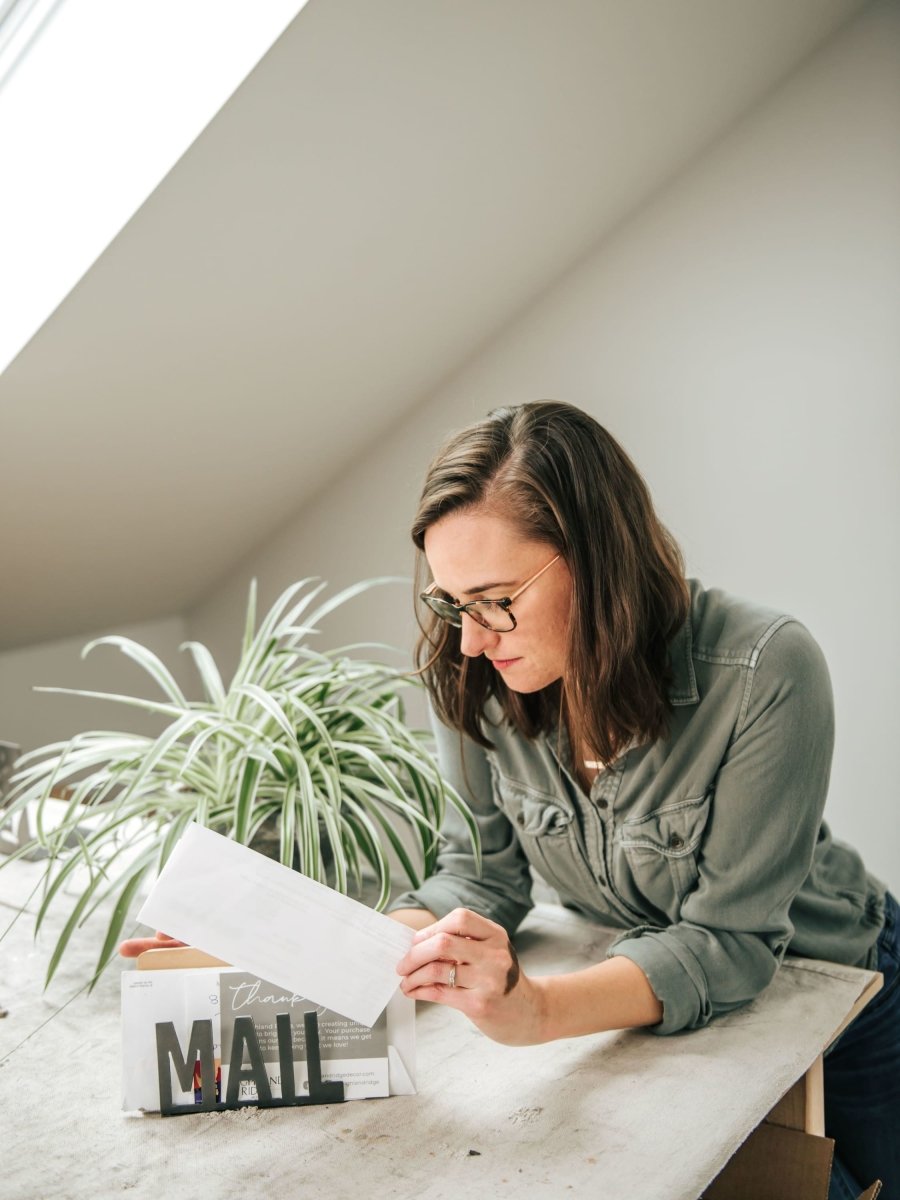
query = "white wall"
xmin=0 ymin=615 xmax=194 ymax=759
xmin=189 ymin=0 xmax=900 ymax=890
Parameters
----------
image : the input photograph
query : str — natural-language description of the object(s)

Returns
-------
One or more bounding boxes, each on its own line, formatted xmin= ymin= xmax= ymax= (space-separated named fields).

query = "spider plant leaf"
xmin=334 ymin=749 xmax=440 ymax=837
xmin=11 ymin=737 xmax=75 ymax=769
xmin=343 ymin=776 xmax=437 ymax=846
xmin=201 ymin=717 xmax=264 ymax=748
xmin=12 ymin=731 xmax=151 ymax=773
xmin=33 ymin=808 xmax=155 ymax=935
xmin=236 ymin=739 xmax=286 ymax=780
xmin=79 ymin=830 xmax=156 ymax=922
xmin=114 ymin=710 xmax=214 ymax=807
xmin=88 ymin=857 xmax=155 ymax=991
xmin=396 ymin=765 xmax=445 ymax=846
xmin=263 ymin=577 xmax=323 ymax=630
xmin=364 ymin=803 xmax=422 ymax=890
xmin=81 ymin=635 xmax=189 ymax=707
xmin=331 ymin=739 xmax=420 ymax=799
xmin=244 ymin=800 xmax=282 ymax=846
xmin=43 ymin=871 xmax=105 ymax=987
xmin=337 ymin=813 xmax=362 ymax=892
xmin=295 ymin=805 xmax=310 ymax=878
xmin=34 ymin=849 xmax=95 ymax=936
xmin=341 ymin=776 xmax=433 ymax=870
xmin=339 ymin=796 xmax=391 ymax=910
xmin=304 ymin=577 xmax=408 ymax=629
xmin=256 ymin=632 xmax=320 ymax=688
xmin=15 ymin=738 xmax=149 ymax=819
xmin=68 ymin=770 xmax=119 ymax=814
xmin=180 ymin=641 xmax=226 ymax=707
xmin=327 ymin=641 xmax=410 ymax=659
xmin=0 ymin=837 xmax=51 ymax=878
xmin=232 ymin=684 xmax=297 ymax=743
xmin=33 ymin=687 xmax=189 ymax=719
xmin=232 ymin=579 xmax=325 ymax=694
xmin=6 ymin=744 xmax=81 ymax=798
xmin=26 ymin=736 xmax=85 ymax=842
xmin=405 ymin=769 xmax=441 ymax=874
xmin=0 ymin=782 xmax=37 ymax=828
xmin=282 ymin=691 xmax=340 ymax=764
xmin=314 ymin=784 xmax=347 ymax=893
xmin=234 ymin=757 xmax=263 ymax=843
xmin=178 ymin=722 xmax=232 ymax=783
xmin=340 ymin=808 xmax=375 ymax=876
xmin=364 ymin=736 xmax=446 ymax=797
xmin=158 ymin=807 xmax=201 ymax=872
xmin=279 ymin=782 xmax=297 ymax=869
xmin=348 ymin=702 xmax=426 ymax=750
xmin=442 ymin=783 xmax=482 ymax=877
xmin=179 ymin=718 xmax=272 ymax=780
xmin=297 ymin=767 xmax=324 ymax=882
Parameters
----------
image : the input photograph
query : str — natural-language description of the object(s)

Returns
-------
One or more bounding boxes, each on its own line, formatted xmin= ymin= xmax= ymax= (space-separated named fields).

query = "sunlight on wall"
xmin=0 ymin=0 xmax=308 ymax=375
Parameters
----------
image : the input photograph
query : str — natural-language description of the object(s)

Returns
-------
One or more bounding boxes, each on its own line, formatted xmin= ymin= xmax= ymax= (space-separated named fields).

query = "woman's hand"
xmin=395 ymin=907 xmax=548 ymax=1046
xmin=118 ymin=931 xmax=186 ymax=958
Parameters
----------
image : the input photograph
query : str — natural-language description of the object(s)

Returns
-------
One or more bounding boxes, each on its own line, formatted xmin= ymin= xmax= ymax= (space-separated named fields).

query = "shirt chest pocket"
xmin=615 ymin=792 xmax=712 ymax=915
xmin=492 ymin=773 xmax=598 ymax=901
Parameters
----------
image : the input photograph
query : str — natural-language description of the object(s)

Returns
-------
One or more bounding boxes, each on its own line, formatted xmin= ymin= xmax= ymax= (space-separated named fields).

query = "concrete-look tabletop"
xmin=0 ymin=856 xmax=881 ymax=1200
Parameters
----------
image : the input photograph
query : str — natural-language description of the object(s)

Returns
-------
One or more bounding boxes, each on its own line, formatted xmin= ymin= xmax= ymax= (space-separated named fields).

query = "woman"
xmin=387 ymin=401 xmax=897 ymax=1198
xmin=122 ymin=401 xmax=895 ymax=1192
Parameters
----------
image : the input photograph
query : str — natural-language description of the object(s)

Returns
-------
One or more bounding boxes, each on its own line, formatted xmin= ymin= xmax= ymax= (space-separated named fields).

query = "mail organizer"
xmin=156 ymin=1009 xmax=344 ymax=1115
xmin=122 ymin=959 xmax=416 ymax=1113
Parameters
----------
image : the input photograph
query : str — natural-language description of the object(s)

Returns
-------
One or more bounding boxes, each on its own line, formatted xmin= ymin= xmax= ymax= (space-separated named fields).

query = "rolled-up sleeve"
xmin=608 ymin=620 xmax=835 ymax=1034
xmin=389 ymin=710 xmax=534 ymax=933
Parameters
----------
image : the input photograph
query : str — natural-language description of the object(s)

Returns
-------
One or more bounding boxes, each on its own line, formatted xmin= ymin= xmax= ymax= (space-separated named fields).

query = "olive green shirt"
xmin=392 ymin=580 xmax=886 ymax=1035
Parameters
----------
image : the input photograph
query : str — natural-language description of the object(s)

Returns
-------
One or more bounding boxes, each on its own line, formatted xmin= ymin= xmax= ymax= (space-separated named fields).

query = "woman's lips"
xmin=490 ymin=657 xmax=521 ymax=671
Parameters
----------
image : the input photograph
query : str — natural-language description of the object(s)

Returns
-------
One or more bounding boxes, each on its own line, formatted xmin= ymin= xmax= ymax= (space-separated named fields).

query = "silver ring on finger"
xmin=448 ymin=964 xmax=456 ymax=988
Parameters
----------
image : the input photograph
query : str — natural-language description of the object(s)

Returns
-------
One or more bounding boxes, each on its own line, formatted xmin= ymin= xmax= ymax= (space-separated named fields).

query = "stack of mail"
xmin=121 ymin=823 xmax=416 ymax=1111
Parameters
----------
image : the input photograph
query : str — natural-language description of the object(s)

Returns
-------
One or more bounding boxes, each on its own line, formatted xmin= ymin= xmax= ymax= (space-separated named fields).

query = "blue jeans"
xmin=825 ymin=890 xmax=900 ymax=1200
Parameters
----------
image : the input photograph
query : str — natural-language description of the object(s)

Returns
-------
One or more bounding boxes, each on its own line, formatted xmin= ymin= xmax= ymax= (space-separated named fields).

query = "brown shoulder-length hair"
xmin=412 ymin=401 xmax=689 ymax=765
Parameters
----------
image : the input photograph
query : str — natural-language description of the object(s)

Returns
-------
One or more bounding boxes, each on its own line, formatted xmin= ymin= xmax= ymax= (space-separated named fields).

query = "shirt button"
xmin=669 ymin=834 xmax=684 ymax=850
xmin=596 ymin=872 xmax=606 ymax=885
xmin=516 ymin=812 xmax=526 ymax=827
xmin=597 ymin=798 xmax=609 ymax=810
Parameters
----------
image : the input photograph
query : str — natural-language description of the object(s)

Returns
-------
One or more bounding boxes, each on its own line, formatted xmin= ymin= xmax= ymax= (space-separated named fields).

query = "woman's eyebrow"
xmin=460 ymin=579 xmax=517 ymax=596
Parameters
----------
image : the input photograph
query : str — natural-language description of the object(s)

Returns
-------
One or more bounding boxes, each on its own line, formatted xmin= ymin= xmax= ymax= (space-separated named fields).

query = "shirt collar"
xmin=667 ymin=615 xmax=699 ymax=706
xmin=543 ymin=616 xmax=697 ymax=770
xmin=541 ymin=610 xmax=699 ymax=771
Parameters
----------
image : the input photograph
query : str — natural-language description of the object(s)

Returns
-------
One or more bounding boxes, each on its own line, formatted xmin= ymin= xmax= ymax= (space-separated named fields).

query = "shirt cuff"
xmin=607 ymin=925 xmax=712 ymax=1035
xmin=388 ymin=874 xmax=533 ymax=936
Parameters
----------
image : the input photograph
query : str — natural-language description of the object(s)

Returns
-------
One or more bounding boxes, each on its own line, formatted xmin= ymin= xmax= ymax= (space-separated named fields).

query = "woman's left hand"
xmin=118 ymin=931 xmax=187 ymax=957
xmin=395 ymin=907 xmax=547 ymax=1046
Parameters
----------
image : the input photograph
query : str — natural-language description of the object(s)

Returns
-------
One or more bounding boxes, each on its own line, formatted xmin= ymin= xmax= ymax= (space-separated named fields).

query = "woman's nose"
xmin=459 ymin=615 xmax=500 ymax=658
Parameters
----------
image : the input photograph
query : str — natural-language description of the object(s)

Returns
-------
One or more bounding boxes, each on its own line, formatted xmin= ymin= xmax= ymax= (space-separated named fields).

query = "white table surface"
xmin=0 ymin=857 xmax=881 ymax=1200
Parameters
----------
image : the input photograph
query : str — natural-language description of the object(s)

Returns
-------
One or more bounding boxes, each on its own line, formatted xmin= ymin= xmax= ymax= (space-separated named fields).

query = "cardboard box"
xmin=702 ymin=1120 xmax=881 ymax=1200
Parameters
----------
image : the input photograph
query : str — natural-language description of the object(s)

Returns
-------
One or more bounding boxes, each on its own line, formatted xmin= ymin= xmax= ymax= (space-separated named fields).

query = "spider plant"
xmin=0 ymin=577 xmax=480 ymax=988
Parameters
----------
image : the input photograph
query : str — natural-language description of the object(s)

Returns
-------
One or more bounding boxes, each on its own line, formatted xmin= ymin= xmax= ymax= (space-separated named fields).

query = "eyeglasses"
xmin=420 ymin=554 xmax=561 ymax=632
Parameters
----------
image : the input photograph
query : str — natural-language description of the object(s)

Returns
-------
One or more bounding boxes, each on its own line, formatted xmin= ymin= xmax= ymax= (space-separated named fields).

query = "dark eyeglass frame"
xmin=420 ymin=554 xmax=561 ymax=632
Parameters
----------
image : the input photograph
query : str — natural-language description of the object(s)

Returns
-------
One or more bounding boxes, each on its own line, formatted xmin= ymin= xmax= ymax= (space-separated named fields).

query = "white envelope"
xmin=121 ymin=967 xmax=416 ymax=1112
xmin=137 ymin=822 xmax=414 ymax=1028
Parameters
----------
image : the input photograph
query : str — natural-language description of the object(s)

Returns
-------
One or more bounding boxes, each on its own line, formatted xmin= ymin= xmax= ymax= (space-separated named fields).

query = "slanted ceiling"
xmin=0 ymin=0 xmax=866 ymax=651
